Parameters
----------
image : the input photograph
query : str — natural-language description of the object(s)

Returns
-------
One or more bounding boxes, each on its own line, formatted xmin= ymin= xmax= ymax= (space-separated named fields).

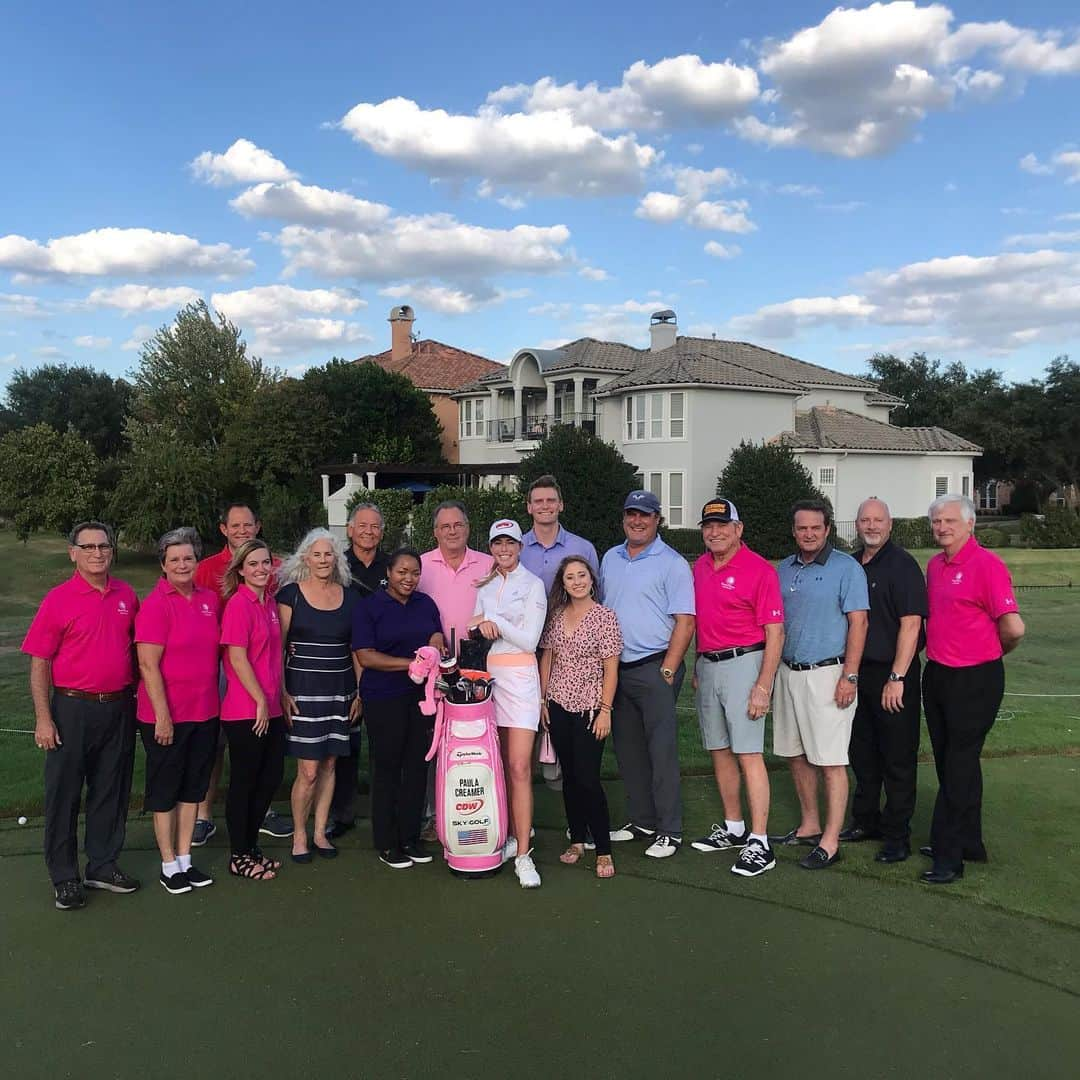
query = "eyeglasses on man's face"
xmin=75 ymin=543 xmax=113 ymax=553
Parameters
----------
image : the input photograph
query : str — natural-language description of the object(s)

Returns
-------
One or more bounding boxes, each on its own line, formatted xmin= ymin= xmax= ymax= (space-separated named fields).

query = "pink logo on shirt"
xmin=721 ymin=575 xmax=736 ymax=591
xmin=117 ymin=599 xmax=130 ymax=615
xmin=950 ymin=571 xmax=964 ymax=585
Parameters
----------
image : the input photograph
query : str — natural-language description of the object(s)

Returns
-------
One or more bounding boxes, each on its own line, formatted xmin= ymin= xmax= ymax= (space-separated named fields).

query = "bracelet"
xmin=599 ymin=703 xmax=612 ymax=711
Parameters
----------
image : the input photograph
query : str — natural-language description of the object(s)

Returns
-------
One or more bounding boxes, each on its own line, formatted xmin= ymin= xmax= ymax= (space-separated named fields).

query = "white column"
xmin=366 ymin=471 xmax=376 ymax=489
xmin=546 ymin=380 xmax=556 ymax=423
xmin=573 ymin=376 xmax=584 ymax=419
xmin=513 ymin=387 xmax=522 ymax=437
xmin=321 ymin=473 xmax=330 ymax=502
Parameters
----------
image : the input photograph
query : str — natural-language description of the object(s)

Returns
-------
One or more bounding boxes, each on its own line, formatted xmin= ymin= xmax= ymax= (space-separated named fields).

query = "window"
xmin=934 ymin=475 xmax=949 ymax=498
xmin=648 ymin=472 xmax=663 ymax=500
xmin=668 ymin=472 xmax=684 ymax=526
xmin=818 ymin=466 xmax=836 ymax=487
xmin=980 ymin=481 xmax=998 ymax=511
xmin=624 ymin=392 xmax=688 ymax=441
xmin=459 ymin=398 xmax=485 ymax=438
xmin=961 ymin=474 xmax=970 ymax=497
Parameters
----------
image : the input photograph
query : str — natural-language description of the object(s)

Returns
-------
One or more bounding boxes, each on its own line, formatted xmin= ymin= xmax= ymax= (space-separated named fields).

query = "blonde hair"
xmin=222 ymin=539 xmax=271 ymax=601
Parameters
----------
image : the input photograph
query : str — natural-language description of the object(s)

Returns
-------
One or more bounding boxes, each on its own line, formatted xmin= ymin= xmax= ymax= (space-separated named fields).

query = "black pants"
xmin=547 ymin=701 xmax=612 ymax=856
xmin=922 ymin=658 xmax=1004 ymax=870
xmin=44 ymin=694 xmax=136 ymax=885
xmin=365 ymin=693 xmax=433 ymax=853
xmin=223 ymin=718 xmax=287 ymax=855
xmin=329 ymin=726 xmax=365 ymax=823
xmin=849 ymin=659 xmax=921 ymax=843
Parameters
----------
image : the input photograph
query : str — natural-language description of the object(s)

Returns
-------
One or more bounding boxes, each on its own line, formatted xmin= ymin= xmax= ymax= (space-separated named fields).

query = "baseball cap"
xmin=699 ymin=499 xmax=740 ymax=525
xmin=623 ymin=490 xmax=662 ymax=514
xmin=488 ymin=518 xmax=523 ymax=543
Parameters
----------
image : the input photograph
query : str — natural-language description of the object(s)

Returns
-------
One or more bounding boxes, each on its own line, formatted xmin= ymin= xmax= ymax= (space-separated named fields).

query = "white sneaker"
xmin=502 ymin=836 xmax=518 ymax=863
xmin=645 ymin=834 xmax=681 ymax=859
xmin=515 ymin=850 xmax=542 ymax=889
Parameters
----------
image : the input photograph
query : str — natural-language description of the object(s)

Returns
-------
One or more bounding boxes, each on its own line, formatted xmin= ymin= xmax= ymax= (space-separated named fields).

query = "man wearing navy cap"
xmin=600 ymin=490 xmax=695 ymax=858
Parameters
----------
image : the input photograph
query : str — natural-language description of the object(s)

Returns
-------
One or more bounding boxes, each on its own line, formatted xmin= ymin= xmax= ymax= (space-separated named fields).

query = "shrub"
xmin=344 ymin=487 xmax=414 ymax=549
xmin=1019 ymin=508 xmax=1080 ymax=548
xmin=891 ymin=516 xmax=933 ymax=549
xmin=661 ymin=527 xmax=704 ymax=558
xmin=411 ymin=486 xmax=526 ymax=553
xmin=977 ymin=526 xmax=1008 ymax=548
xmin=1004 ymin=479 xmax=1040 ymax=515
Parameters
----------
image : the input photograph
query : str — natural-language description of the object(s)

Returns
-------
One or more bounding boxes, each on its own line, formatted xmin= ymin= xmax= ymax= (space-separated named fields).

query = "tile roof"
xmin=781 ymin=407 xmax=981 ymax=453
xmin=594 ymin=350 xmax=804 ymax=393
xmin=355 ymin=339 xmax=504 ymax=392
xmin=865 ymin=390 xmax=905 ymax=406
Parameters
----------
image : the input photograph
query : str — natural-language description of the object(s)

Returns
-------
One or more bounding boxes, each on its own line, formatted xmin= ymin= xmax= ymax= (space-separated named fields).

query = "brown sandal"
xmin=596 ymin=855 xmax=615 ymax=879
xmin=560 ymin=844 xmax=585 ymax=865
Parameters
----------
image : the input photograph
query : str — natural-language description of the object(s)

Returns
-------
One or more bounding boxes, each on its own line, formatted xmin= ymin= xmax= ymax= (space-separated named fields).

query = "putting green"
xmin=3 ymin=806 xmax=1079 ymax=1079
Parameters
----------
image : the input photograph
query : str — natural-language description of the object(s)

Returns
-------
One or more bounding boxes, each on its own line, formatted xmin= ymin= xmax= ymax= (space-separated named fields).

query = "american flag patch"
xmin=457 ymin=829 xmax=488 ymax=846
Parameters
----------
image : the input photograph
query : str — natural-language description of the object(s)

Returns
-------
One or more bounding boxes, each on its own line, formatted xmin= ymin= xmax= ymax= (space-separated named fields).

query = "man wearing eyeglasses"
xmin=772 ymin=499 xmax=869 ymax=870
xmin=22 ymin=521 xmax=141 ymax=910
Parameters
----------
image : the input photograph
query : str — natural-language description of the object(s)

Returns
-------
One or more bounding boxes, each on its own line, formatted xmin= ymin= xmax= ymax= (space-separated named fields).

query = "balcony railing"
xmin=484 ymin=412 xmax=597 ymax=443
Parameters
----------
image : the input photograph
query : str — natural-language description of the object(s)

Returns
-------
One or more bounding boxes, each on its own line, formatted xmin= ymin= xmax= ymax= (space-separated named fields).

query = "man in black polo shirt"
xmin=326 ymin=501 xmax=390 ymax=839
xmin=841 ymin=497 xmax=928 ymax=863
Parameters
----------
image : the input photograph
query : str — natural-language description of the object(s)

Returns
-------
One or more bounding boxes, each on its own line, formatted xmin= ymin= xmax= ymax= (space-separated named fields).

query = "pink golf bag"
xmin=409 ymin=646 xmax=508 ymax=875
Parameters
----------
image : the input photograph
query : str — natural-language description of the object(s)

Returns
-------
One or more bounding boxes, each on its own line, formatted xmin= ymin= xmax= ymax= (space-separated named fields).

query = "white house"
xmin=451 ymin=310 xmax=979 ymax=524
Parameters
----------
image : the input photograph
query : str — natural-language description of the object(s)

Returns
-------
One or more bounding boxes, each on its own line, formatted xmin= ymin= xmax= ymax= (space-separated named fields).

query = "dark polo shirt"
xmin=346 ymin=548 xmax=389 ymax=600
xmin=852 ymin=539 xmax=928 ymax=665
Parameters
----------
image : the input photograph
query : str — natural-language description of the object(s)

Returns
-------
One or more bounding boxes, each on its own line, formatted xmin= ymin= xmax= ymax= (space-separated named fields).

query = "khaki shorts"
xmin=772 ymin=664 xmax=855 ymax=767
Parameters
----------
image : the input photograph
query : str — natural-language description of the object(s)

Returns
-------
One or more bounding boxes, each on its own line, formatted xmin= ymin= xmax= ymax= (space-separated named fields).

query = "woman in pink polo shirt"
xmin=136 ymin=528 xmax=222 ymax=895
xmin=220 ymin=539 xmax=286 ymax=881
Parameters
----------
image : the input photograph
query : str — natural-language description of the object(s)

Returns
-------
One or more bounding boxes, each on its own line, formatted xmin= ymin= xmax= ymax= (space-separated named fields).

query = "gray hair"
xmin=856 ymin=497 xmax=892 ymax=520
xmin=928 ymin=494 xmax=976 ymax=524
xmin=280 ymin=528 xmax=351 ymax=586
xmin=157 ymin=527 xmax=202 ymax=564
xmin=433 ymin=499 xmax=469 ymax=525
xmin=348 ymin=501 xmax=384 ymax=527
xmin=68 ymin=520 xmax=116 ymax=547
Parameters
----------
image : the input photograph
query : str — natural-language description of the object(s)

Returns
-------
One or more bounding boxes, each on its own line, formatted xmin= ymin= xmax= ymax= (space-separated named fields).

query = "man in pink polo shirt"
xmin=22 ymin=520 xmax=141 ymax=910
xmin=418 ymin=500 xmax=494 ymax=648
xmin=921 ymin=494 xmax=1025 ymax=885
xmin=689 ymin=499 xmax=784 ymax=878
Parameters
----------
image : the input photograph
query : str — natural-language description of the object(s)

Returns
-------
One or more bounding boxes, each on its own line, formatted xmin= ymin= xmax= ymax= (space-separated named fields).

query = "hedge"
xmin=344 ymin=487 xmax=414 ymax=550
xmin=410 ymin=486 xmax=527 ymax=552
xmin=1019 ymin=508 xmax=1080 ymax=548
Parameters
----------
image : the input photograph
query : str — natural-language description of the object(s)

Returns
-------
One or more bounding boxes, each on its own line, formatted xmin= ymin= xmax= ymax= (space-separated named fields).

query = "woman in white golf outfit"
xmin=470 ymin=518 xmax=547 ymax=889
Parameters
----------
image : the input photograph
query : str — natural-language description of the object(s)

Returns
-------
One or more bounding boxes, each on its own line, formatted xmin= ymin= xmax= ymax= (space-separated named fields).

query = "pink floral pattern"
xmin=539 ymin=603 xmax=623 ymax=713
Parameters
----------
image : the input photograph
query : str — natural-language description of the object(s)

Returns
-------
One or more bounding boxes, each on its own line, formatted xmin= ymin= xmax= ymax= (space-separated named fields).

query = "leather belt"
xmin=783 ymin=657 xmax=843 ymax=672
xmin=619 ymin=650 xmax=667 ymax=670
xmin=700 ymin=642 xmax=765 ymax=663
xmin=53 ymin=686 xmax=131 ymax=703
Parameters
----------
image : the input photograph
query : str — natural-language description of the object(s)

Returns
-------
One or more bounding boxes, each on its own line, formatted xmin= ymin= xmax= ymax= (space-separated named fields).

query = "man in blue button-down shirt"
xmin=600 ymin=490 xmax=695 ymax=858
xmin=773 ymin=499 xmax=869 ymax=871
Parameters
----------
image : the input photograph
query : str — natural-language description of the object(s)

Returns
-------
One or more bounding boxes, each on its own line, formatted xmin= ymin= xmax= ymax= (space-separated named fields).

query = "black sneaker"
xmin=160 ymin=870 xmax=192 ymax=895
xmin=84 ymin=868 xmax=141 ymax=894
xmin=609 ymin=823 xmax=656 ymax=842
xmin=184 ymin=865 xmax=214 ymax=888
xmin=258 ymin=810 xmax=294 ymax=838
xmin=731 ymin=839 xmax=776 ymax=877
xmin=402 ymin=843 xmax=434 ymax=864
xmin=54 ymin=879 xmax=86 ymax=911
xmin=379 ymin=849 xmax=413 ymax=870
xmin=191 ymin=819 xmax=216 ymax=847
xmin=691 ymin=823 xmax=748 ymax=853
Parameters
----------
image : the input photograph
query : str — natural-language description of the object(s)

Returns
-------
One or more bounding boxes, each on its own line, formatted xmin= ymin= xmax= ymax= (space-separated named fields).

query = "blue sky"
xmin=2 ymin=0 xmax=1079 ymax=385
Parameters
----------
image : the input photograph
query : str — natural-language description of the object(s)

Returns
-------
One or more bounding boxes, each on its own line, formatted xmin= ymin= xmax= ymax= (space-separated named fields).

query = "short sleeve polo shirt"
xmin=693 ymin=544 xmax=784 ymax=651
xmin=777 ymin=545 xmax=869 ymax=665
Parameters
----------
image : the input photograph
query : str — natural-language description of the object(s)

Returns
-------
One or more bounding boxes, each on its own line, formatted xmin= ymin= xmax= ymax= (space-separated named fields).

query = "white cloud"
xmin=244 ymin=318 xmax=370 ymax=359
xmin=190 ymin=138 xmax=296 ymax=186
xmin=122 ymin=324 xmax=155 ymax=351
xmin=84 ymin=284 xmax=201 ymax=314
xmin=339 ymin=97 xmax=657 ymax=197
xmin=73 ymin=335 xmax=112 ymax=349
xmin=704 ymin=241 xmax=741 ymax=259
xmin=33 ymin=345 xmax=68 ymax=359
xmin=1057 ymin=212 xmax=1080 ymax=222
xmin=776 ymin=183 xmax=823 ymax=197
xmin=210 ymin=285 xmax=365 ymax=324
xmin=378 ymin=282 xmax=524 ymax=316
xmin=230 ymin=180 xmax=391 ymax=229
xmin=578 ymin=266 xmax=609 ymax=281
xmin=1019 ymin=152 xmax=1055 ymax=175
xmin=636 ymin=165 xmax=754 ymax=234
xmin=1005 ymin=229 xmax=1080 ymax=248
xmin=0 ymin=228 xmax=252 ymax=278
xmin=729 ymin=247 xmax=1080 ymax=354
xmin=1 ymin=353 xmax=16 ymax=366
xmin=530 ymin=298 xmax=674 ymax=347
xmin=277 ymin=216 xmax=571 ymax=281
xmin=488 ymin=55 xmax=759 ymax=130
xmin=0 ymin=292 xmax=48 ymax=317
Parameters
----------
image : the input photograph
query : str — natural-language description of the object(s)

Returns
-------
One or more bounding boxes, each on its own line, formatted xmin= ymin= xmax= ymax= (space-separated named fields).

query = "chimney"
xmin=389 ymin=304 xmax=415 ymax=361
xmin=649 ymin=309 xmax=677 ymax=351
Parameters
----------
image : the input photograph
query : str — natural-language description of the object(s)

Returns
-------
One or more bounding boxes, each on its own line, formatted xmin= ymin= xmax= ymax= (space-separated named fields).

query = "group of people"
xmin=23 ymin=473 xmax=1022 ymax=910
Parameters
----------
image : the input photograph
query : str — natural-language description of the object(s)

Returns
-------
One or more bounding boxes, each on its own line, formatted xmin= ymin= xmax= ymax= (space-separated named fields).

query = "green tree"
xmin=0 ymin=424 xmax=99 ymax=540
xmin=108 ymin=420 xmax=219 ymax=546
xmin=517 ymin=425 xmax=640 ymax=555
xmin=716 ymin=441 xmax=824 ymax=559
xmin=131 ymin=301 xmax=272 ymax=450
xmin=0 ymin=363 xmax=132 ymax=457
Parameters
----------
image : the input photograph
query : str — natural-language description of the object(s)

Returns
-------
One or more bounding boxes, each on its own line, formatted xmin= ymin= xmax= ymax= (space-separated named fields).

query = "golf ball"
xmin=18 ymin=816 xmax=28 ymax=825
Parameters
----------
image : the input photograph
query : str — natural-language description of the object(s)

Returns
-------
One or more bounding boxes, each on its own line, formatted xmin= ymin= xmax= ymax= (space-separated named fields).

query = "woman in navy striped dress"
xmin=277 ymin=529 xmax=360 ymax=862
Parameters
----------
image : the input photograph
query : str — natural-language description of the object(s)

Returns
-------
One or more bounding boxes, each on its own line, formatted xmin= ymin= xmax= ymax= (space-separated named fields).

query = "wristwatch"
xmin=844 ymin=673 xmax=859 ymax=685
xmin=660 ymin=667 xmax=674 ymax=679
xmin=888 ymin=672 xmax=905 ymax=683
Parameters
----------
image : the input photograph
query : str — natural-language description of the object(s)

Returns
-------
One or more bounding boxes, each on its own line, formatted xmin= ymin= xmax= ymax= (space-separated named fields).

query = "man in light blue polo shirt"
xmin=600 ymin=490 xmax=695 ymax=858
xmin=520 ymin=474 xmax=599 ymax=593
xmin=773 ymin=499 xmax=869 ymax=870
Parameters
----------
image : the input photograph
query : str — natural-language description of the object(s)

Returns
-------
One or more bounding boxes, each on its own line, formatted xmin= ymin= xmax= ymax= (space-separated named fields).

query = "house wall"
xmin=796 ymin=388 xmax=894 ymax=421
xmin=429 ymin=392 xmax=460 ymax=464
xmin=794 ymin=451 xmax=976 ymax=521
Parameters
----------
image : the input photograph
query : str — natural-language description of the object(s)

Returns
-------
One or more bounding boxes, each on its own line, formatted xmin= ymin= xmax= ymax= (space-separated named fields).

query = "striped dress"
xmin=277 ymin=582 xmax=359 ymax=760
